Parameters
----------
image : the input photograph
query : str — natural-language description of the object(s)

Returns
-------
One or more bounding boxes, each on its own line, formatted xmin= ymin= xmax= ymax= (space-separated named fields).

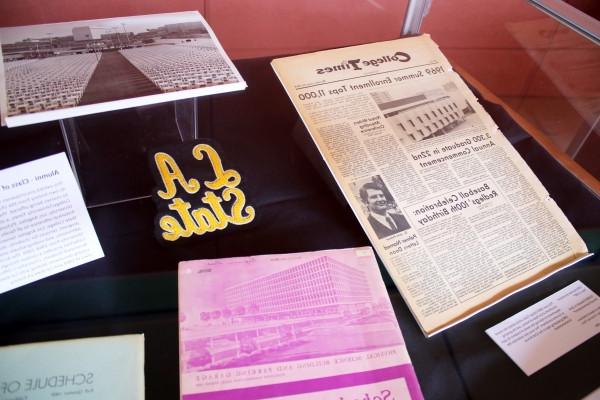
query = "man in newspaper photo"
xmin=360 ymin=182 xmax=410 ymax=239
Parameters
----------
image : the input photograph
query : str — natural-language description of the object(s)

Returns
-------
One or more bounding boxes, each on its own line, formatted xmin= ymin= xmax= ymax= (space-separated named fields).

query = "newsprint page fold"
xmin=271 ymin=34 xmax=590 ymax=337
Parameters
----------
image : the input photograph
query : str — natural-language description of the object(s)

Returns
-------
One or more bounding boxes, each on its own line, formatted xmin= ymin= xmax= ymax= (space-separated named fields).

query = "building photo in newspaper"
xmin=371 ymin=81 xmax=477 ymax=144
xmin=352 ymin=175 xmax=411 ymax=239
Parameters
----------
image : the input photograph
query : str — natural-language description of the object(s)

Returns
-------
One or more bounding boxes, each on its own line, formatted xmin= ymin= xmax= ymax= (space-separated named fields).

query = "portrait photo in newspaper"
xmin=371 ymin=81 xmax=477 ymax=144
xmin=351 ymin=175 xmax=411 ymax=239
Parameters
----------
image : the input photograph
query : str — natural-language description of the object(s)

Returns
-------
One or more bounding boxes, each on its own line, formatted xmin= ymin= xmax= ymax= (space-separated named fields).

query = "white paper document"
xmin=0 ymin=153 xmax=104 ymax=294
xmin=0 ymin=334 xmax=145 ymax=400
xmin=0 ymin=11 xmax=246 ymax=127
xmin=486 ymin=281 xmax=600 ymax=375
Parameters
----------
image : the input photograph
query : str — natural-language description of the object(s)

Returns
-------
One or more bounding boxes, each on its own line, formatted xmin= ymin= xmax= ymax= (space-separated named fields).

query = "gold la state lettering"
xmin=154 ymin=144 xmax=255 ymax=241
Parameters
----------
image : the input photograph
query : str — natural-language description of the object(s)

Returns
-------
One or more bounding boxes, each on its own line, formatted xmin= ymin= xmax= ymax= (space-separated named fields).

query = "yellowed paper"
xmin=271 ymin=35 xmax=589 ymax=336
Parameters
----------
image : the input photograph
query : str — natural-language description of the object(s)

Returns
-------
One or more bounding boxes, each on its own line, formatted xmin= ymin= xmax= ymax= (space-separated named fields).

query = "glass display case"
xmin=0 ymin=1 xmax=598 ymax=399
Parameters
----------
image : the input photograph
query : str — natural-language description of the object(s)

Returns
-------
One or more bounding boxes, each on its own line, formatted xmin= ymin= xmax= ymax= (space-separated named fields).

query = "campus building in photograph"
xmin=372 ymin=87 xmax=470 ymax=143
xmin=1 ymin=14 xmax=240 ymax=119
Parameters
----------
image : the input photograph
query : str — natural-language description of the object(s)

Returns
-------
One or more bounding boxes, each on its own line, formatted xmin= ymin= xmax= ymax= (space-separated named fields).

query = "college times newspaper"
xmin=271 ymin=34 xmax=590 ymax=337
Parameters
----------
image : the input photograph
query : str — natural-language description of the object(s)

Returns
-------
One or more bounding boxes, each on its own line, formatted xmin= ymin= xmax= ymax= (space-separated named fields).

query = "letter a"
xmin=154 ymin=152 xmax=200 ymax=200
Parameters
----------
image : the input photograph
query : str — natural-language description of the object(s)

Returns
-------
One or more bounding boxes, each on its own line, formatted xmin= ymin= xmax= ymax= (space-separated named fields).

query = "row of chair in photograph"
xmin=4 ymin=59 xmax=38 ymax=72
xmin=5 ymin=54 xmax=99 ymax=116
xmin=120 ymin=44 xmax=238 ymax=92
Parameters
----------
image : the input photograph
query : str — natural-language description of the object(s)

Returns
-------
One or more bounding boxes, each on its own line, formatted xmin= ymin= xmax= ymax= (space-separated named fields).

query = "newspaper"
xmin=271 ymin=34 xmax=590 ymax=337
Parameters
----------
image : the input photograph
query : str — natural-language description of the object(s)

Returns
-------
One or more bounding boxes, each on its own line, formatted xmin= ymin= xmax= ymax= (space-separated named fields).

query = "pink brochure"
xmin=178 ymin=247 xmax=423 ymax=400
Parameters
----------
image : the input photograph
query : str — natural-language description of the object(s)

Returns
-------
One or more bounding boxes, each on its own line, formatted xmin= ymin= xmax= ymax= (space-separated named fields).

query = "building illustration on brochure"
xmin=178 ymin=247 xmax=423 ymax=400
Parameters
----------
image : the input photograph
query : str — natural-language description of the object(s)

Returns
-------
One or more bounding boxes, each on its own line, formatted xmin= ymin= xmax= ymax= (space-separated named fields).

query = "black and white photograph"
xmin=351 ymin=175 xmax=411 ymax=239
xmin=0 ymin=11 xmax=246 ymax=127
xmin=371 ymin=81 xmax=477 ymax=144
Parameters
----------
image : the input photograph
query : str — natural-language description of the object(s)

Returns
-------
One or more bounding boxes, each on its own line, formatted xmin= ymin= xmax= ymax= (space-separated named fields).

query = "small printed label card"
xmin=486 ymin=281 xmax=600 ymax=375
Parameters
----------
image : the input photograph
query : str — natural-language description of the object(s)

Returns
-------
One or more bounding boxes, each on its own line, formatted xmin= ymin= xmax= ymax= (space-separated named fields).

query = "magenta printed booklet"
xmin=178 ymin=247 xmax=423 ymax=399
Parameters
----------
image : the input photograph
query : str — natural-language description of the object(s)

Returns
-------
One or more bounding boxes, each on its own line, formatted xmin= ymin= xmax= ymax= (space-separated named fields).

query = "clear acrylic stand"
xmin=59 ymin=97 xmax=199 ymax=207
xmin=174 ymin=97 xmax=199 ymax=142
